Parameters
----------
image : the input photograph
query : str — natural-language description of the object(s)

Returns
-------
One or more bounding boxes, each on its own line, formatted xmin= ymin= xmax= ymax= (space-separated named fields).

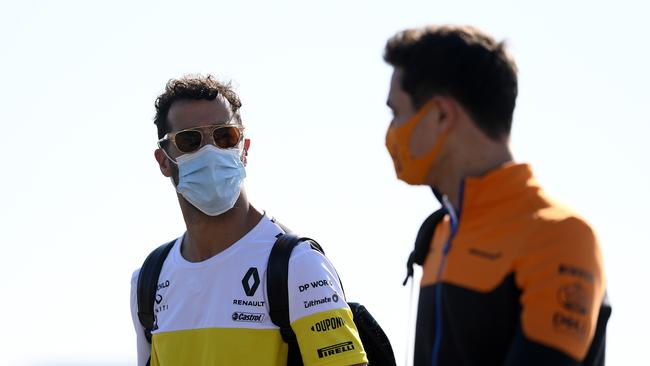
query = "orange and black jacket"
xmin=408 ymin=163 xmax=611 ymax=366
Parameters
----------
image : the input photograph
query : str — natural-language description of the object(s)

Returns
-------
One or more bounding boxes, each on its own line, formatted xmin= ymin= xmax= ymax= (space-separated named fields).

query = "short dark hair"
xmin=153 ymin=74 xmax=242 ymax=139
xmin=384 ymin=25 xmax=518 ymax=140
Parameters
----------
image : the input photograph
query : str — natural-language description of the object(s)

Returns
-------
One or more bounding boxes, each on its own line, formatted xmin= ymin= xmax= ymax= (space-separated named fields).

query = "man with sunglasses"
xmin=129 ymin=75 xmax=368 ymax=366
xmin=383 ymin=26 xmax=611 ymax=365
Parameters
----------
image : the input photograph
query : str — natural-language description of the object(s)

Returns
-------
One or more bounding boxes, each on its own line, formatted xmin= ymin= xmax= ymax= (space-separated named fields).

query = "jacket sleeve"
xmin=507 ymin=216 xmax=606 ymax=364
xmin=504 ymin=297 xmax=611 ymax=366
xmin=130 ymin=269 xmax=151 ymax=366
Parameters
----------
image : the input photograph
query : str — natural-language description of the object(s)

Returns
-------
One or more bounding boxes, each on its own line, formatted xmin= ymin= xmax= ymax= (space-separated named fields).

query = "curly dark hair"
xmin=153 ymin=74 xmax=243 ymax=139
xmin=384 ymin=25 xmax=518 ymax=140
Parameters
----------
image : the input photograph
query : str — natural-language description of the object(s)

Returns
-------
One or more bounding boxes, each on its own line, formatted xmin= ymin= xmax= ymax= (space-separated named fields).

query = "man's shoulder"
xmin=533 ymin=200 xmax=598 ymax=250
xmin=517 ymin=199 xmax=604 ymax=278
xmin=286 ymin=240 xmax=342 ymax=284
xmin=130 ymin=238 xmax=180 ymax=286
xmin=288 ymin=240 xmax=330 ymax=266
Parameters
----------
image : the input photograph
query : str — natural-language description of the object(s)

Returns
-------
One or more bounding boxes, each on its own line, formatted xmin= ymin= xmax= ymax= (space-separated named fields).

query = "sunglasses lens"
xmin=175 ymin=130 xmax=202 ymax=152
xmin=213 ymin=126 xmax=242 ymax=149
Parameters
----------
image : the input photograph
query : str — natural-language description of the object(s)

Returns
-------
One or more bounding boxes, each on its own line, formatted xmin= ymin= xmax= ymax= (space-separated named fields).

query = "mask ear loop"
xmin=160 ymin=146 xmax=179 ymax=187
xmin=241 ymin=138 xmax=250 ymax=165
xmin=158 ymin=141 xmax=179 ymax=165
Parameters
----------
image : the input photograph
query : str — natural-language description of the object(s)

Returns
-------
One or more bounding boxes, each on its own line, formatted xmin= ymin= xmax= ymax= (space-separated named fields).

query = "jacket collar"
xmin=435 ymin=163 xmax=538 ymax=221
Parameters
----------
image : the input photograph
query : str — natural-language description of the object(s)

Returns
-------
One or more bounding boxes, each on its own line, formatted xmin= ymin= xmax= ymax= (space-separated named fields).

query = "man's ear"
xmin=431 ymin=95 xmax=459 ymax=132
xmin=154 ymin=148 xmax=172 ymax=177
xmin=241 ymin=138 xmax=251 ymax=166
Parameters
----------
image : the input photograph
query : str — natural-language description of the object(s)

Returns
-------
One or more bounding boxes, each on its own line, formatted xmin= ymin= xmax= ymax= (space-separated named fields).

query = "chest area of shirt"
xmin=421 ymin=218 xmax=530 ymax=292
xmin=153 ymin=260 xmax=275 ymax=332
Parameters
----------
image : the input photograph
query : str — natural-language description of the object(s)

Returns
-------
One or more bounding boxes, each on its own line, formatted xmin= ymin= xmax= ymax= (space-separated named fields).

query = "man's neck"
xmin=179 ymin=191 xmax=263 ymax=262
xmin=433 ymin=143 xmax=513 ymax=211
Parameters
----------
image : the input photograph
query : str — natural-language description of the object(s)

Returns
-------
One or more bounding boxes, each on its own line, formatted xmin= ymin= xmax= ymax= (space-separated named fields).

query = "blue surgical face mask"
xmin=174 ymin=144 xmax=246 ymax=216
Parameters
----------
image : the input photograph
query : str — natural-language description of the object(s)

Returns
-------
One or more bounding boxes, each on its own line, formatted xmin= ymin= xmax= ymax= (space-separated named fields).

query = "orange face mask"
xmin=385 ymin=100 xmax=448 ymax=185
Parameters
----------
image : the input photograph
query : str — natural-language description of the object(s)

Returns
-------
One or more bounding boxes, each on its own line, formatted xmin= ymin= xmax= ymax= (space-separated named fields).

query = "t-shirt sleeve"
xmin=130 ymin=269 xmax=151 ymax=366
xmin=287 ymin=243 xmax=368 ymax=366
xmin=514 ymin=216 xmax=606 ymax=361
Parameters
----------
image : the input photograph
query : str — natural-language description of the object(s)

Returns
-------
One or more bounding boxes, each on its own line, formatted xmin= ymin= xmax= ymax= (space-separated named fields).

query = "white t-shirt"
xmin=130 ymin=214 xmax=367 ymax=366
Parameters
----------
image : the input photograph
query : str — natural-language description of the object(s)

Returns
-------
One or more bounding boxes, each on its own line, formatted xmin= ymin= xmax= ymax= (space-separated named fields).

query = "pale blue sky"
xmin=0 ymin=0 xmax=648 ymax=364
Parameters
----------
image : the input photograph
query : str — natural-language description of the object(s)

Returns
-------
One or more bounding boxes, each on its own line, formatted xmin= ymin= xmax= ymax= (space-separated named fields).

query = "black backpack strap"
xmin=267 ymin=234 xmax=322 ymax=365
xmin=137 ymin=240 xmax=176 ymax=344
xmin=403 ymin=209 xmax=447 ymax=285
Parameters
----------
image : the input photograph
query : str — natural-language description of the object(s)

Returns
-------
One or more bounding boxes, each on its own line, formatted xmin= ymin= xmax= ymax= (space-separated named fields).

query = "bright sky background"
xmin=1 ymin=0 xmax=648 ymax=365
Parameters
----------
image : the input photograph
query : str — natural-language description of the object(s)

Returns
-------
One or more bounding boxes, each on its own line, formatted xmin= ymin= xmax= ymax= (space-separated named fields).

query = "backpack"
xmin=136 ymin=234 xmax=396 ymax=366
xmin=402 ymin=208 xmax=447 ymax=286
xmin=267 ymin=234 xmax=396 ymax=366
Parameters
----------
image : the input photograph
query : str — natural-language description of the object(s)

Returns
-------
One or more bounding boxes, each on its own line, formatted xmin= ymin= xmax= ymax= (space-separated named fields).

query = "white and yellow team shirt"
xmin=130 ymin=214 xmax=368 ymax=366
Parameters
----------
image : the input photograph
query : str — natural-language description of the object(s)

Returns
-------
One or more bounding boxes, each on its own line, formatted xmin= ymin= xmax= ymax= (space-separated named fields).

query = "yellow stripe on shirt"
xmin=151 ymin=328 xmax=288 ymax=366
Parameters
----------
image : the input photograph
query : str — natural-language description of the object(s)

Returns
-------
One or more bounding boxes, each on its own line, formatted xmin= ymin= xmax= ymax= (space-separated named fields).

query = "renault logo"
xmin=242 ymin=267 xmax=260 ymax=296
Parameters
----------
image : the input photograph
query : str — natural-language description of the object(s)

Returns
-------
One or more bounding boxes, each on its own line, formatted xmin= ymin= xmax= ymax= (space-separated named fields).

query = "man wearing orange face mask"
xmin=384 ymin=26 xmax=611 ymax=366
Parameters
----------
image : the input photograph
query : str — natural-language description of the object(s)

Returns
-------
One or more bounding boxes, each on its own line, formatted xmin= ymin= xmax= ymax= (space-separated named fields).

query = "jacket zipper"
xmin=431 ymin=193 xmax=462 ymax=366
